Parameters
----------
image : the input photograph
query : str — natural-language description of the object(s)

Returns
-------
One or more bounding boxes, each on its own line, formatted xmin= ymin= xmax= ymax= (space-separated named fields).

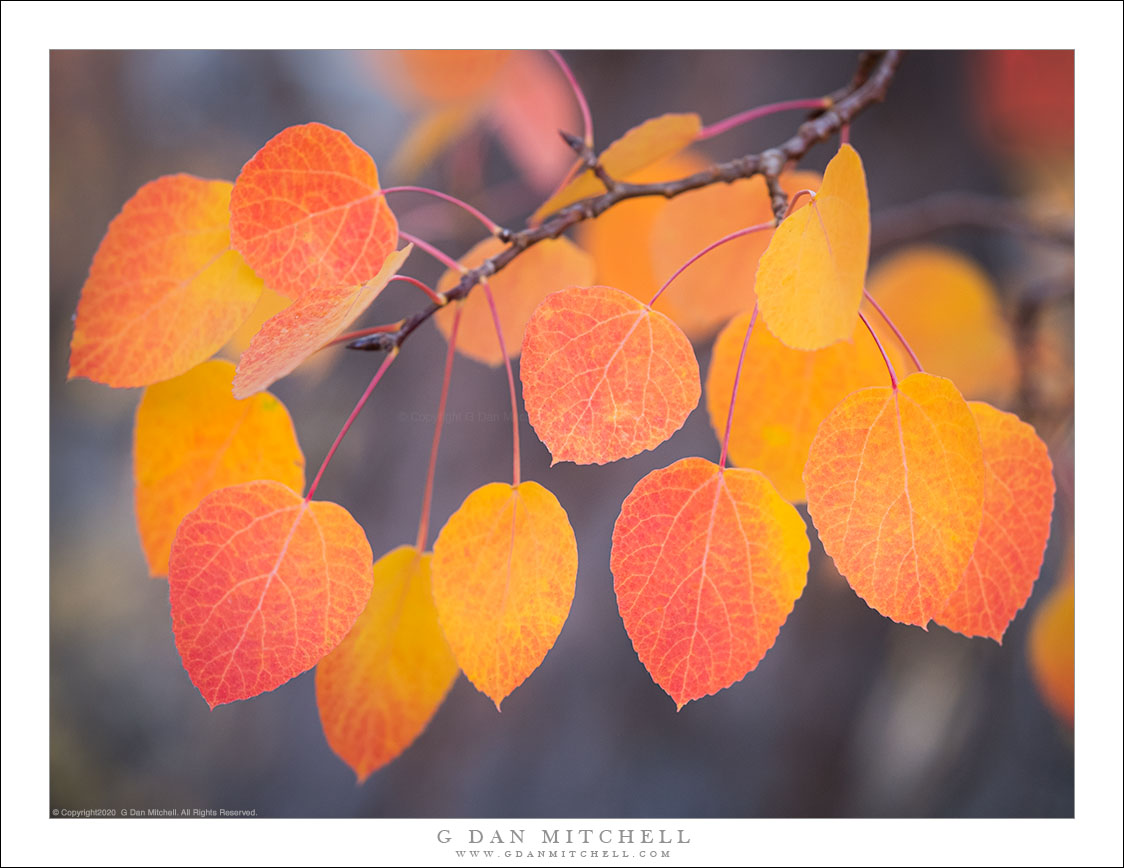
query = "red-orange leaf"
xmin=433 ymin=236 xmax=595 ymax=366
xmin=69 ymin=174 xmax=264 ymax=388
xmin=612 ymin=458 xmax=809 ymax=709
xmin=804 ymin=372 xmax=985 ymax=626
xmin=520 ymin=285 xmax=700 ymax=465
xmin=316 ymin=546 xmax=458 ymax=781
xmin=229 ymin=123 xmax=398 ymax=299
xmin=755 ymin=144 xmax=870 ymax=350
xmin=134 ymin=360 xmax=305 ymax=577
xmin=231 ymin=246 xmax=411 ymax=398
xmin=430 ymin=481 xmax=577 ymax=709
xmin=975 ymin=51 xmax=1075 ymax=158
xmin=935 ymin=403 xmax=1055 ymax=641
xmin=168 ymin=480 xmax=373 ymax=707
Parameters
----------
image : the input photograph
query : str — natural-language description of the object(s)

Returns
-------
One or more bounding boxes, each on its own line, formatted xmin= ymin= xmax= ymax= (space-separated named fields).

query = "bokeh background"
xmin=49 ymin=50 xmax=1074 ymax=818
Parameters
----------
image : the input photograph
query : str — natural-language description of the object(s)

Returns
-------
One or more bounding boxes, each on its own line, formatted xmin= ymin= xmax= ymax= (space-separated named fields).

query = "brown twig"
xmin=871 ymin=191 xmax=1075 ymax=250
xmin=763 ymin=174 xmax=789 ymax=224
xmin=560 ymin=130 xmax=618 ymax=192
xmin=350 ymin=50 xmax=903 ymax=354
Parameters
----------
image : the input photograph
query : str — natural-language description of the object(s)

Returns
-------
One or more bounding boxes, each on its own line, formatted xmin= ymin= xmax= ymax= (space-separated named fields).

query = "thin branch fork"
xmin=349 ymin=50 xmax=903 ymax=354
xmin=559 ymin=130 xmax=618 ymax=192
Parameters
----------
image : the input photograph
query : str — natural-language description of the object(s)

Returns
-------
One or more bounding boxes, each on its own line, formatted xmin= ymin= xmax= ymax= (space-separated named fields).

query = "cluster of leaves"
xmin=69 ymin=51 xmax=1061 ymax=782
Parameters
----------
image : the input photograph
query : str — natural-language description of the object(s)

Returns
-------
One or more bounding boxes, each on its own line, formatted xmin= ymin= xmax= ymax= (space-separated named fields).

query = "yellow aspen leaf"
xmin=521 ymin=286 xmax=700 ymax=465
xmin=612 ymin=458 xmax=809 ymax=709
xmin=430 ymin=481 xmax=577 ymax=709
xmin=577 ymin=151 xmax=710 ymax=313
xmin=649 ymin=171 xmax=821 ymax=339
xmin=935 ymin=403 xmax=1055 ymax=641
xmin=867 ymin=246 xmax=1019 ymax=404
xmin=231 ymin=246 xmax=411 ymax=398
xmin=168 ymin=480 xmax=373 ymax=707
xmin=229 ymin=123 xmax=399 ymax=299
xmin=532 ymin=113 xmax=702 ymax=221
xmin=804 ymin=372 xmax=985 ymax=627
xmin=756 ymin=143 xmax=870 ymax=350
xmin=1028 ymin=551 xmax=1074 ymax=728
xmin=705 ymin=312 xmax=887 ymax=502
xmin=69 ymin=174 xmax=264 ymax=388
xmin=134 ymin=360 xmax=305 ymax=577
xmin=433 ymin=236 xmax=595 ymax=366
xmin=316 ymin=546 xmax=459 ymax=782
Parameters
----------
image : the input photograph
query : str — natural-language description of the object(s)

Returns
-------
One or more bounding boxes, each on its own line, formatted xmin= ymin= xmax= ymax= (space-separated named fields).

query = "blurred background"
xmin=50 ymin=50 xmax=1074 ymax=818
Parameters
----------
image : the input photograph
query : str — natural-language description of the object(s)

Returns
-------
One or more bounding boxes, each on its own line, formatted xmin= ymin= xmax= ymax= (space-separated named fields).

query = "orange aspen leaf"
xmin=430 ymin=481 xmax=577 ymax=709
xmin=316 ymin=546 xmax=458 ymax=782
xmin=576 ymin=151 xmax=710 ymax=310
xmin=168 ymin=480 xmax=373 ymax=707
xmin=69 ymin=174 xmax=264 ymax=388
xmin=134 ymin=360 xmax=305 ymax=577
xmin=648 ymin=171 xmax=821 ymax=339
xmin=611 ymin=457 xmax=809 ymax=709
xmin=532 ymin=113 xmax=702 ymax=221
xmin=520 ymin=285 xmax=700 ymax=465
xmin=867 ymin=246 xmax=1019 ymax=404
xmin=804 ymin=372 xmax=985 ymax=627
xmin=229 ymin=122 xmax=398 ymax=299
xmin=1028 ymin=551 xmax=1074 ymax=728
xmin=231 ymin=246 xmax=411 ymax=399
xmin=380 ymin=50 xmax=512 ymax=107
xmin=433 ymin=236 xmax=595 ymax=366
xmin=935 ymin=403 xmax=1055 ymax=641
xmin=756 ymin=143 xmax=870 ymax=350
xmin=705 ymin=312 xmax=887 ymax=502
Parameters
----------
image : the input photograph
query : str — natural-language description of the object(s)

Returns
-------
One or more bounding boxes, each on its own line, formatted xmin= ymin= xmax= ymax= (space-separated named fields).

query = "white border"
xmin=4 ymin=2 xmax=1121 ymax=865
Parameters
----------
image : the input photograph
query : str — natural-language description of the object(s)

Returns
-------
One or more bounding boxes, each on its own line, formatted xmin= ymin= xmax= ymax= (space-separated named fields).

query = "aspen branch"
xmin=560 ymin=130 xmax=619 ymax=192
xmin=349 ymin=49 xmax=903 ymax=354
xmin=871 ymin=191 xmax=1075 ymax=249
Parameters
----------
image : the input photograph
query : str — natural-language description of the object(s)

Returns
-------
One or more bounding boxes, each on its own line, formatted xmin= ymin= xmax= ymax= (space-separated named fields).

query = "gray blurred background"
xmin=50 ymin=50 xmax=1074 ymax=818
